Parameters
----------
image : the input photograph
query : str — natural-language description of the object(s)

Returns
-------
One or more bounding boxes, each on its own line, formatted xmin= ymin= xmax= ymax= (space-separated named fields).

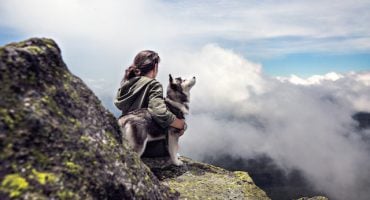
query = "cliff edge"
xmin=143 ymin=157 xmax=270 ymax=199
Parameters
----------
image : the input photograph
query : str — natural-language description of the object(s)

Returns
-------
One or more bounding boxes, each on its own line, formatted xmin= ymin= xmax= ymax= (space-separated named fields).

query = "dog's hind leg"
xmin=168 ymin=132 xmax=183 ymax=166
xmin=136 ymin=137 xmax=148 ymax=157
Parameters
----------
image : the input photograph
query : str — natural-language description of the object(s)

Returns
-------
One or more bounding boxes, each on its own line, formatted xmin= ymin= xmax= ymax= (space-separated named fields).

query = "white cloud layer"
xmin=175 ymin=45 xmax=370 ymax=200
xmin=277 ymin=72 xmax=344 ymax=85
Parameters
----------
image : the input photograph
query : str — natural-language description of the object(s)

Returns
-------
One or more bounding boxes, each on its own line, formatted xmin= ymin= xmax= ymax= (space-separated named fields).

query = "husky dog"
xmin=118 ymin=74 xmax=196 ymax=166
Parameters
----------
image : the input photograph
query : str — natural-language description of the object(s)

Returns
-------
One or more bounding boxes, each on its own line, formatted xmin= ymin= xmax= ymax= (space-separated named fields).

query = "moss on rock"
xmin=57 ymin=190 xmax=78 ymax=200
xmin=0 ymin=174 xmax=29 ymax=198
xmin=64 ymin=161 xmax=82 ymax=175
xmin=30 ymin=169 xmax=58 ymax=185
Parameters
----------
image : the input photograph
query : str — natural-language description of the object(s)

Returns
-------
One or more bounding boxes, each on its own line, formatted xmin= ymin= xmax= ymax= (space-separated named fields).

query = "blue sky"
xmin=0 ymin=27 xmax=18 ymax=44
xmin=262 ymin=52 xmax=370 ymax=77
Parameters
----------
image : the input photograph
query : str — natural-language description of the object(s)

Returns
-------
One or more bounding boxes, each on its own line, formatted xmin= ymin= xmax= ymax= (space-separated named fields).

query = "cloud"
xmin=277 ymin=72 xmax=344 ymax=85
xmin=276 ymin=72 xmax=370 ymax=112
xmin=160 ymin=0 xmax=370 ymax=55
xmin=167 ymin=45 xmax=370 ymax=200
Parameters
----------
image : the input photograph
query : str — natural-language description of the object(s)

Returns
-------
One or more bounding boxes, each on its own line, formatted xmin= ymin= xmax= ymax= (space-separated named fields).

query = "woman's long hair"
xmin=124 ymin=50 xmax=160 ymax=81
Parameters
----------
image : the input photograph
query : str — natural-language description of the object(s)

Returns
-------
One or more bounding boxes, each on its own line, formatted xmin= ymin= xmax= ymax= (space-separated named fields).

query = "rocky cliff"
xmin=0 ymin=38 xmax=270 ymax=199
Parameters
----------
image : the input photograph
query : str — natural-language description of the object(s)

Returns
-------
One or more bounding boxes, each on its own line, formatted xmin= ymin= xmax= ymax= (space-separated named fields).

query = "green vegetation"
xmin=0 ymin=108 xmax=14 ymax=130
xmin=31 ymin=169 xmax=58 ymax=185
xmin=25 ymin=46 xmax=43 ymax=54
xmin=57 ymin=190 xmax=78 ymax=200
xmin=64 ymin=161 xmax=82 ymax=174
xmin=233 ymin=171 xmax=253 ymax=184
xmin=0 ymin=174 xmax=29 ymax=198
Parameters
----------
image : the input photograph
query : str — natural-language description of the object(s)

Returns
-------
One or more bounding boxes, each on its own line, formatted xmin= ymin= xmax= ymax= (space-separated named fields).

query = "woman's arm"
xmin=148 ymin=81 xmax=180 ymax=128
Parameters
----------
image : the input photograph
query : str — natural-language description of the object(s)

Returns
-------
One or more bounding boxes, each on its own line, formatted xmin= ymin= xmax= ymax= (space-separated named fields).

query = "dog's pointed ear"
xmin=169 ymin=74 xmax=178 ymax=90
xmin=169 ymin=74 xmax=173 ymax=83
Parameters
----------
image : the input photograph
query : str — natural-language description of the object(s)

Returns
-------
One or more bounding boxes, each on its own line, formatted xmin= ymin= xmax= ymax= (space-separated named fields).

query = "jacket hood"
xmin=114 ymin=76 xmax=155 ymax=113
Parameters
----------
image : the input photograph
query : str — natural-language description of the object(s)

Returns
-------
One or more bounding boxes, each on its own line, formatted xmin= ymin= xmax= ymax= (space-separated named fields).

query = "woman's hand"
xmin=178 ymin=129 xmax=185 ymax=136
xmin=170 ymin=118 xmax=185 ymax=130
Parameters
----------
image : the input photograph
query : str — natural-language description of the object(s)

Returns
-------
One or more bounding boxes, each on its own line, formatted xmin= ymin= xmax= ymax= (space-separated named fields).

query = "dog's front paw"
xmin=173 ymin=159 xmax=184 ymax=166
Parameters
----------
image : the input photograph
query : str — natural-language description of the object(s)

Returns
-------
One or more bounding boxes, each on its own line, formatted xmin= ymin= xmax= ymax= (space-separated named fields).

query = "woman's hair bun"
xmin=123 ymin=50 xmax=160 ymax=81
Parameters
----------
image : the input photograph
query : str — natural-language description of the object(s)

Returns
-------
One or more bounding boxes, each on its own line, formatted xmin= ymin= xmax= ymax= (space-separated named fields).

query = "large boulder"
xmin=0 ymin=38 xmax=177 ymax=199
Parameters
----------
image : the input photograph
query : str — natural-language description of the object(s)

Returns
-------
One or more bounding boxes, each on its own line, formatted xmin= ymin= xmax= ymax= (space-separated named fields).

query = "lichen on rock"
xmin=0 ymin=174 xmax=29 ymax=198
xmin=30 ymin=169 xmax=58 ymax=185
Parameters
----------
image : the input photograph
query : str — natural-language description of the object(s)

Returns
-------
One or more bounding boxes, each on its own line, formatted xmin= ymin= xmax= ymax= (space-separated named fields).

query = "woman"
xmin=114 ymin=50 xmax=185 ymax=136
